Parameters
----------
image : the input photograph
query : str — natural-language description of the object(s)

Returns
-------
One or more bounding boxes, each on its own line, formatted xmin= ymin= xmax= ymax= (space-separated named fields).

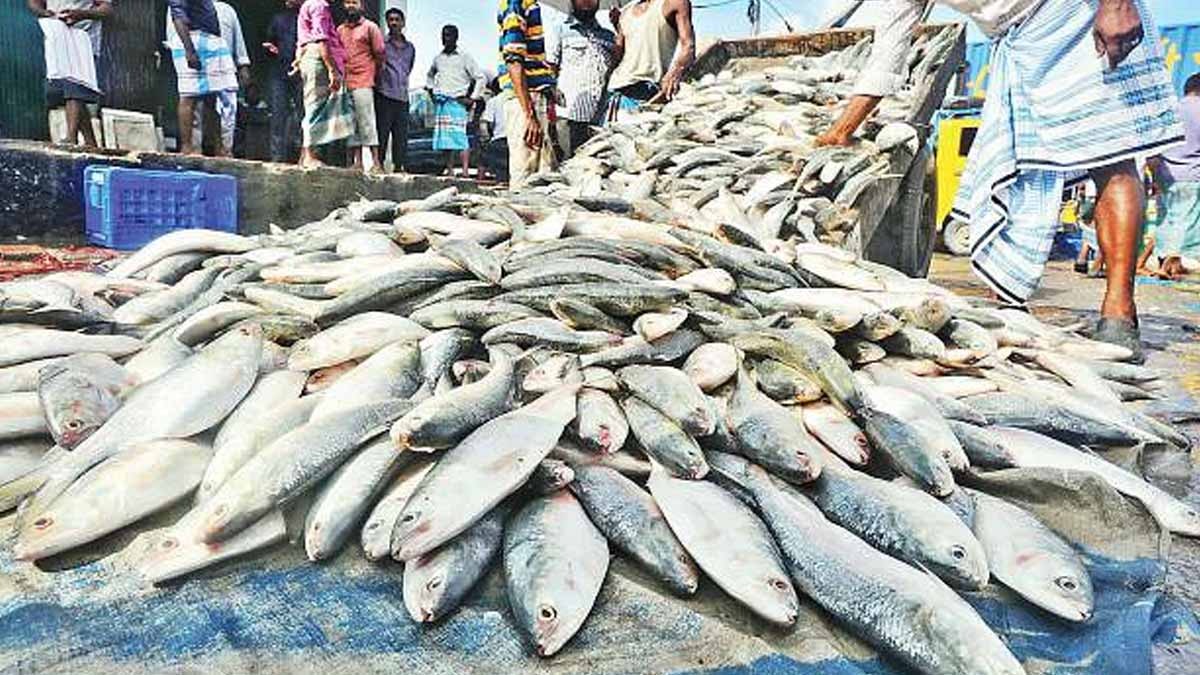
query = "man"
xmin=497 ymin=0 xmax=556 ymax=186
xmin=168 ymin=0 xmax=238 ymax=156
xmin=606 ymin=0 xmax=694 ymax=116
xmin=296 ymin=0 xmax=352 ymax=168
xmin=376 ymin=8 xmax=415 ymax=173
xmin=549 ymin=0 xmax=616 ymax=157
xmin=29 ymin=0 xmax=113 ymax=148
xmin=264 ymin=0 xmax=302 ymax=163
xmin=427 ymin=25 xmax=484 ymax=177
xmin=481 ymin=77 xmax=509 ymax=181
xmin=1149 ymin=74 xmax=1200 ymax=279
xmin=818 ymin=0 xmax=1182 ymax=361
xmin=182 ymin=0 xmax=251 ymax=156
xmin=338 ymin=0 xmax=385 ymax=173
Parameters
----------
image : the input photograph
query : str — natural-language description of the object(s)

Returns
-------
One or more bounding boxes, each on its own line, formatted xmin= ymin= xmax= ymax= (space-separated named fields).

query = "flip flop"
xmin=1091 ymin=317 xmax=1145 ymax=365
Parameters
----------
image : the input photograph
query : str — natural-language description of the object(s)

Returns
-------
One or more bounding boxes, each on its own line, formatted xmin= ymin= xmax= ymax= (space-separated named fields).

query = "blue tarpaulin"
xmin=0 ymin=468 xmax=1196 ymax=674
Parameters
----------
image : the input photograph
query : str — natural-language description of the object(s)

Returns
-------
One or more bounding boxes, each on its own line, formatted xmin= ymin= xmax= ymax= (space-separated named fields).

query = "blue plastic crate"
xmin=84 ymin=166 xmax=238 ymax=250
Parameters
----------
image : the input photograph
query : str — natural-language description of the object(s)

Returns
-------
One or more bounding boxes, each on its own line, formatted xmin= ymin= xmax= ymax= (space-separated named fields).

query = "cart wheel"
xmin=873 ymin=147 xmax=937 ymax=277
xmin=943 ymin=217 xmax=972 ymax=257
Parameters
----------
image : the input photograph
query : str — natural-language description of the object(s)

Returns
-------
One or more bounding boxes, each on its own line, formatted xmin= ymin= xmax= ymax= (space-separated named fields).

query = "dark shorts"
xmin=46 ymin=52 xmax=106 ymax=106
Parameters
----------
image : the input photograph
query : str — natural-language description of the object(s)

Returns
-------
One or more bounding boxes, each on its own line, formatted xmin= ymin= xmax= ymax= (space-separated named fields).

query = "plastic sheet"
xmin=0 ymin=468 xmax=1195 ymax=674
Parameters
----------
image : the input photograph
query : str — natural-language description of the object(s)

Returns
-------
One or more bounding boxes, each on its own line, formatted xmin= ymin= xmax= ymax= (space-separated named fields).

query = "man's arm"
xmin=1094 ymin=0 xmax=1144 ymax=70
xmin=609 ymin=7 xmax=624 ymax=64
xmin=656 ymin=0 xmax=695 ymax=102
xmin=499 ymin=0 xmax=541 ymax=149
xmin=371 ymin=24 xmax=386 ymax=67
xmin=28 ymin=0 xmax=54 ymax=18
xmin=816 ymin=0 xmax=922 ymax=146
xmin=169 ymin=0 xmax=201 ymax=71
xmin=58 ymin=0 xmax=113 ymax=24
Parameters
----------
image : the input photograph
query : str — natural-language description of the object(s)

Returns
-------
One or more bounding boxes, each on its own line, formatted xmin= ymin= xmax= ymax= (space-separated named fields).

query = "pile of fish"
xmin=523 ymin=28 xmax=959 ymax=250
xmin=0 ymin=187 xmax=1196 ymax=674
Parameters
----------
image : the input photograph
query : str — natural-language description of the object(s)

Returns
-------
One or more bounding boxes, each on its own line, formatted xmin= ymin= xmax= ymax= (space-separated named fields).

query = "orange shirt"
xmin=337 ymin=19 xmax=385 ymax=90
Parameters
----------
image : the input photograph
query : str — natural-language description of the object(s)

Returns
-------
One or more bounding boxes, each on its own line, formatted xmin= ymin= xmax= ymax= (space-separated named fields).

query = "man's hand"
xmin=815 ymin=128 xmax=854 ymax=147
xmin=186 ymin=48 xmax=201 ymax=71
xmin=658 ymin=72 xmax=682 ymax=102
xmin=263 ymin=42 xmax=280 ymax=57
xmin=1094 ymin=0 xmax=1144 ymax=70
xmin=58 ymin=8 xmax=85 ymax=24
xmin=329 ymin=70 xmax=342 ymax=92
xmin=524 ymin=110 xmax=543 ymax=150
xmin=609 ymin=6 xmax=621 ymax=29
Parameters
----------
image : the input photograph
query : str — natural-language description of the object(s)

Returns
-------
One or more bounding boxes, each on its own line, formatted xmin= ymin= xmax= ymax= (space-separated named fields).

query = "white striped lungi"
xmin=951 ymin=0 xmax=1184 ymax=303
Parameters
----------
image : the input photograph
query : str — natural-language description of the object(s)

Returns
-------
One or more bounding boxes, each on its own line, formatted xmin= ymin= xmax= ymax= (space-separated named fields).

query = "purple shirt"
xmin=297 ymin=0 xmax=345 ymax=74
xmin=377 ymin=35 xmax=415 ymax=102
xmin=1162 ymin=96 xmax=1200 ymax=184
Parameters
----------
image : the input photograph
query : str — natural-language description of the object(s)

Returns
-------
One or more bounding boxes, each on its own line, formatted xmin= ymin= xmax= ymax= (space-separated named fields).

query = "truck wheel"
xmin=943 ymin=217 xmax=972 ymax=257
xmin=879 ymin=148 xmax=936 ymax=277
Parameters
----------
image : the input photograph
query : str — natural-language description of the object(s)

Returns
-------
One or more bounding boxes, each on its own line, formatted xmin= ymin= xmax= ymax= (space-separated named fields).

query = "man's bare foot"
xmin=1159 ymin=256 xmax=1185 ymax=280
xmin=299 ymin=158 xmax=326 ymax=169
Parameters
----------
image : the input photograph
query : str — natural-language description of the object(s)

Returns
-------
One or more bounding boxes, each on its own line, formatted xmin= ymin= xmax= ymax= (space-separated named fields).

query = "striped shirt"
xmin=550 ymin=16 xmax=616 ymax=124
xmin=497 ymin=0 xmax=555 ymax=93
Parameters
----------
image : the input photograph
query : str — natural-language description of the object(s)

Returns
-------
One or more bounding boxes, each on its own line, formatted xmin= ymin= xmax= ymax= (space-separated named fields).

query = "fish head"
xmin=403 ymin=555 xmax=451 ymax=623
xmin=199 ymin=488 xmax=270 ymax=544
xmin=13 ymin=506 xmax=83 ymax=561
xmin=525 ymin=595 xmax=578 ymax=658
xmin=917 ymin=525 xmax=990 ymax=591
xmin=391 ymin=494 xmax=438 ymax=560
xmin=1159 ymin=500 xmax=1200 ymax=539
xmin=39 ymin=367 xmax=118 ymax=449
xmin=1015 ymin=550 xmax=1095 ymax=622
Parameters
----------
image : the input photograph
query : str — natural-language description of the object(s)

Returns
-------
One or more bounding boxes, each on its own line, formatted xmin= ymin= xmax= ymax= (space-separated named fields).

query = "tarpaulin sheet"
xmin=0 ymin=467 xmax=1195 ymax=675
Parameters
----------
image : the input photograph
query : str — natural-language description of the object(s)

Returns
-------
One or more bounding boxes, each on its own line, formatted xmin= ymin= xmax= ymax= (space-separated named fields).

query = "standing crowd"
xmin=30 ymin=0 xmax=698 ymax=183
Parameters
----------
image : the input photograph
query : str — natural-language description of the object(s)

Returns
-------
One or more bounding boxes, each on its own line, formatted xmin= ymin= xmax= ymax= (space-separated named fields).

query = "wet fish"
xmin=0 ymin=329 xmax=142 ymax=369
xmin=310 ymin=341 xmax=423 ymax=420
xmin=682 ymin=342 xmax=738 ymax=392
xmin=569 ymin=464 xmax=699 ymax=596
xmin=15 ymin=439 xmax=213 ymax=561
xmin=392 ymin=385 xmax=579 ymax=560
xmin=108 ymin=229 xmax=257 ymax=279
xmin=404 ymin=504 xmax=508 ymax=622
xmin=620 ymin=396 xmax=708 ymax=479
xmin=196 ymin=399 xmax=413 ymax=543
xmin=391 ymin=349 xmax=515 ymax=450
xmin=572 ymin=388 xmax=629 ymax=454
xmin=504 ymin=490 xmax=609 ymax=657
xmin=648 ymin=468 xmax=799 ymax=626
xmin=801 ymin=402 xmax=870 ymax=466
xmin=482 ymin=318 xmax=621 ymax=352
xmin=731 ymin=332 xmax=863 ymax=415
xmin=727 ymin=366 xmax=825 ymax=483
xmin=970 ymin=489 xmax=1093 ymax=621
xmin=617 ymin=365 xmax=715 ymax=436
xmin=305 ymin=436 xmax=411 ymax=561
xmin=0 ymin=392 xmax=49 ymax=441
xmin=362 ymin=456 xmax=436 ymax=562
xmin=288 ymin=312 xmax=430 ymax=371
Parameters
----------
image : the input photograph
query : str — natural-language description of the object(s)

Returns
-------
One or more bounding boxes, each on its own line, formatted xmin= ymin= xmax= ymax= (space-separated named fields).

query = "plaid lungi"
xmin=169 ymin=30 xmax=237 ymax=97
xmin=951 ymin=0 xmax=1184 ymax=303
xmin=300 ymin=49 xmax=353 ymax=148
xmin=432 ymin=95 xmax=469 ymax=151
xmin=1158 ymin=181 xmax=1200 ymax=259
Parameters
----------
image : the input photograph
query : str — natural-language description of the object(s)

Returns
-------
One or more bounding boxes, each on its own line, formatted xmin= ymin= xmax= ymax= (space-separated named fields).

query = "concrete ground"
xmin=928 ymin=253 xmax=1200 ymax=674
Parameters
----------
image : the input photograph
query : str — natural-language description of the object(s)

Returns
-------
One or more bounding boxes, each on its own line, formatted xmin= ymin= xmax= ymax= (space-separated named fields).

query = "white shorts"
xmin=348 ymin=88 xmax=378 ymax=147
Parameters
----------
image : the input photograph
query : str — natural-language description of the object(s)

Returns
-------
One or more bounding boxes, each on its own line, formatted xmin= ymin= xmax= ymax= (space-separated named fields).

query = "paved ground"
xmin=929 ymin=254 xmax=1200 ymax=673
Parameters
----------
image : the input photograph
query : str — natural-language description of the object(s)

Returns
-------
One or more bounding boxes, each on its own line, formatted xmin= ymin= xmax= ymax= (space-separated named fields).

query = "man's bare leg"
xmin=1091 ymin=160 xmax=1144 ymax=321
xmin=459 ymin=149 xmax=470 ymax=177
xmin=300 ymin=146 xmax=325 ymax=168
xmin=1135 ymin=234 xmax=1156 ymax=276
xmin=178 ymin=96 xmax=198 ymax=155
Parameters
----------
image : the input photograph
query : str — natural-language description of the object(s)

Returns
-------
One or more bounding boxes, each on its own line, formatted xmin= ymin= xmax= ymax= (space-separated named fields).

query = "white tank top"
xmin=609 ymin=0 xmax=678 ymax=91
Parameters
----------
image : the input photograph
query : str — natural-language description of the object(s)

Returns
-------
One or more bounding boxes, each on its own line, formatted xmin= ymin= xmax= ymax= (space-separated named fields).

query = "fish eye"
xmin=770 ymin=577 xmax=789 ymax=591
xmin=401 ymin=512 xmax=417 ymax=523
xmin=160 ymin=538 xmax=178 ymax=550
xmin=65 ymin=420 xmax=82 ymax=430
xmin=1055 ymin=576 xmax=1078 ymax=592
xmin=855 ymin=435 xmax=869 ymax=447
xmin=32 ymin=517 xmax=52 ymax=530
xmin=426 ymin=577 xmax=443 ymax=591
xmin=537 ymin=604 xmax=557 ymax=622
xmin=950 ymin=545 xmax=966 ymax=560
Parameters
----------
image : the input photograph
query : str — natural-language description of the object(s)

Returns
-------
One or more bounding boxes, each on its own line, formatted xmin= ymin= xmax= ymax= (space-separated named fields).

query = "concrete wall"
xmin=0 ymin=140 xmax=477 ymax=244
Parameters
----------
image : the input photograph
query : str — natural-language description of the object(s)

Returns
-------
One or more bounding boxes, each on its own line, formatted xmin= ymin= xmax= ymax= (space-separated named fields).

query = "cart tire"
xmin=943 ymin=217 xmax=972 ymax=257
xmin=869 ymin=148 xmax=936 ymax=277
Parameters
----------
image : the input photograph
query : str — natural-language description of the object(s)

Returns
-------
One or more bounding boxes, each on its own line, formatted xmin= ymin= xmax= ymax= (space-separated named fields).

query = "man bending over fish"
xmin=818 ymin=0 xmax=1183 ymax=363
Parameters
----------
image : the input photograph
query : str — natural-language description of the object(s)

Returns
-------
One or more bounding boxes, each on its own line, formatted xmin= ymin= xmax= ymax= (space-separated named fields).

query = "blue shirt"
xmin=168 ymin=0 xmax=220 ymax=37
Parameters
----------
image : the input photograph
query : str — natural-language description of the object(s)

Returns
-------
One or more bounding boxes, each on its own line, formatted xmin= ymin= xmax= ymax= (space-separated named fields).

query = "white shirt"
xmin=855 ymin=0 xmax=1038 ymax=97
xmin=484 ymin=95 xmax=506 ymax=140
xmin=427 ymin=51 xmax=484 ymax=99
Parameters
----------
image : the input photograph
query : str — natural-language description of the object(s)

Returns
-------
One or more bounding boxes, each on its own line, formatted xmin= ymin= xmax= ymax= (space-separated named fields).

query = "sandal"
xmin=1091 ymin=317 xmax=1145 ymax=365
